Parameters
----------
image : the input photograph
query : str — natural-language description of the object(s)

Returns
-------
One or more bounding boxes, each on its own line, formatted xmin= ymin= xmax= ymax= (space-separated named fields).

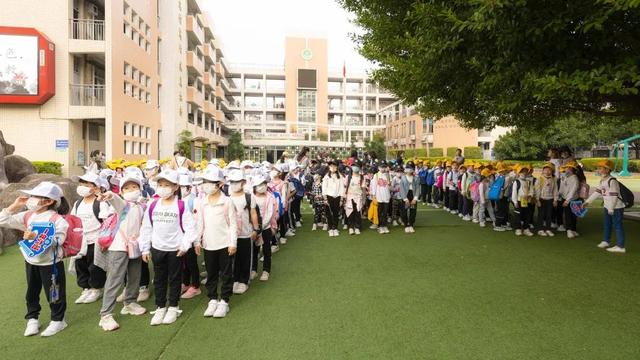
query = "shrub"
xmin=463 ymin=146 xmax=483 ymax=159
xmin=31 ymin=161 xmax=63 ymax=175
xmin=414 ymin=148 xmax=427 ymax=157
xmin=446 ymin=147 xmax=459 ymax=157
xmin=580 ymin=158 xmax=640 ymax=172
xmin=430 ymin=148 xmax=444 ymax=157
xmin=404 ymin=149 xmax=415 ymax=158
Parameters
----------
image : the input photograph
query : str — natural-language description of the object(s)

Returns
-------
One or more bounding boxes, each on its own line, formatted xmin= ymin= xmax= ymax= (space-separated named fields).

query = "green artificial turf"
xmin=0 ymin=205 xmax=639 ymax=360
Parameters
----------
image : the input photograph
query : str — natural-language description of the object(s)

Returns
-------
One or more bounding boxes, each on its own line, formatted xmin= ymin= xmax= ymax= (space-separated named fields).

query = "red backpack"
xmin=23 ymin=212 xmax=83 ymax=258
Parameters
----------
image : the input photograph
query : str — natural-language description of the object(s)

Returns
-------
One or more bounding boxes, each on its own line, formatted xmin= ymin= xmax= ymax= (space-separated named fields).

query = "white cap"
xmin=274 ymin=163 xmax=288 ymax=173
xmin=177 ymin=167 xmax=191 ymax=176
xmin=250 ymin=175 xmax=268 ymax=187
xmin=119 ymin=175 xmax=142 ymax=191
xmin=97 ymin=176 xmax=111 ymax=190
xmin=155 ymin=169 xmax=180 ymax=184
xmin=144 ymin=160 xmax=160 ymax=170
xmin=20 ymin=182 xmax=63 ymax=203
xmin=226 ymin=160 xmax=241 ymax=170
xmin=209 ymin=159 xmax=220 ymax=166
xmin=198 ymin=168 xmax=224 ymax=182
xmin=178 ymin=174 xmax=193 ymax=186
xmin=227 ymin=169 xmax=244 ymax=182
xmin=124 ymin=166 xmax=144 ymax=179
xmin=74 ymin=172 xmax=100 ymax=186
xmin=240 ymin=160 xmax=253 ymax=169
xmin=99 ymin=169 xmax=115 ymax=179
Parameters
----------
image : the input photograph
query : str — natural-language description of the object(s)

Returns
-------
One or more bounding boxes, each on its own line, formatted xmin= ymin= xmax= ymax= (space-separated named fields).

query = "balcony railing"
xmin=70 ymin=19 xmax=105 ymax=40
xmin=70 ymin=84 xmax=105 ymax=106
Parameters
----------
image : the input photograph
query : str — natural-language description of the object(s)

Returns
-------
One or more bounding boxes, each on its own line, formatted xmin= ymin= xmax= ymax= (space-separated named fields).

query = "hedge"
xmin=580 ymin=158 xmax=640 ymax=172
xmin=31 ymin=161 xmax=63 ymax=175
xmin=446 ymin=147 xmax=459 ymax=157
xmin=463 ymin=146 xmax=482 ymax=159
xmin=429 ymin=148 xmax=444 ymax=157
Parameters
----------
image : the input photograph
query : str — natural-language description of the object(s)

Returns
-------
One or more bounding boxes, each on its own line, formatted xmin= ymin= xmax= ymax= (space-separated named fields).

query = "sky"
xmin=200 ymin=0 xmax=374 ymax=74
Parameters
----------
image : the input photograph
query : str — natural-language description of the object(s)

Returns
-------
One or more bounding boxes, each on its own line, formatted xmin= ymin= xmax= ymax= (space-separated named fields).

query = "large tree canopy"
xmin=339 ymin=0 xmax=640 ymax=129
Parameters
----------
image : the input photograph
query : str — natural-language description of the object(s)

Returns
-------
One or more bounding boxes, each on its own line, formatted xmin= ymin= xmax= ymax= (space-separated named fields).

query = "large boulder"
xmin=0 ymin=131 xmax=15 ymax=189
xmin=4 ymin=154 xmax=36 ymax=183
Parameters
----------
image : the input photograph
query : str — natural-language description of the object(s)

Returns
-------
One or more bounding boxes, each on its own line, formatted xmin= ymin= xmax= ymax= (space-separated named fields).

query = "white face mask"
xmin=269 ymin=171 xmax=279 ymax=180
xmin=76 ymin=185 xmax=93 ymax=197
xmin=255 ymin=184 xmax=267 ymax=193
xmin=202 ymin=183 xmax=220 ymax=195
xmin=230 ymin=182 xmax=243 ymax=193
xmin=122 ymin=190 xmax=141 ymax=202
xmin=180 ymin=187 xmax=191 ymax=198
xmin=26 ymin=197 xmax=44 ymax=211
xmin=156 ymin=186 xmax=175 ymax=199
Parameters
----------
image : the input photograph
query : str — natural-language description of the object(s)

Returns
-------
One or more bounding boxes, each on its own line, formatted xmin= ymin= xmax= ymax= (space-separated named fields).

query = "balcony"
xmin=187 ymin=86 xmax=204 ymax=105
xmin=186 ymin=15 xmax=204 ymax=45
xmin=215 ymin=62 xmax=226 ymax=79
xmin=69 ymin=84 xmax=105 ymax=119
xmin=69 ymin=19 xmax=105 ymax=53
xmin=204 ymin=100 xmax=215 ymax=116
xmin=203 ymin=43 xmax=216 ymax=64
xmin=215 ymin=110 xmax=225 ymax=123
xmin=187 ymin=51 xmax=204 ymax=75
xmin=215 ymin=85 xmax=224 ymax=99
xmin=203 ymin=71 xmax=213 ymax=88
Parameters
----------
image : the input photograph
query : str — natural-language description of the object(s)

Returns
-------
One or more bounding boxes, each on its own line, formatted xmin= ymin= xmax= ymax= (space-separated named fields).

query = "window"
xmin=245 ymin=112 xmax=263 ymax=122
xmin=267 ymin=96 xmax=285 ymax=109
xmin=330 ymin=130 xmax=344 ymax=142
xmin=329 ymin=114 xmax=342 ymax=125
xmin=244 ymin=96 xmax=263 ymax=109
xmin=328 ymin=81 xmax=343 ymax=93
xmin=328 ymin=98 xmax=342 ymax=111
xmin=146 ymin=92 xmax=151 ymax=104
xmin=346 ymin=98 xmax=362 ymax=111
xmin=138 ymin=142 xmax=143 ymax=155
xmin=244 ymin=78 xmax=262 ymax=90
xmin=297 ymin=90 xmax=316 ymax=123
xmin=123 ymin=23 xmax=129 ymax=36
xmin=124 ymin=140 xmax=131 ymax=154
xmin=123 ymin=2 xmax=129 ymax=16
xmin=138 ymin=88 xmax=144 ymax=100
xmin=123 ymin=62 xmax=130 ymax=76
xmin=345 ymin=114 xmax=363 ymax=126
xmin=131 ymin=67 xmax=137 ymax=81
xmin=146 ymin=143 xmax=150 ymax=155
xmin=123 ymin=122 xmax=129 ymax=135
xmin=146 ymin=127 xmax=151 ymax=139
xmin=266 ymin=79 xmax=285 ymax=90
xmin=89 ymin=123 xmax=100 ymax=141
xmin=345 ymin=81 xmax=362 ymax=93
xmin=131 ymin=29 xmax=136 ymax=41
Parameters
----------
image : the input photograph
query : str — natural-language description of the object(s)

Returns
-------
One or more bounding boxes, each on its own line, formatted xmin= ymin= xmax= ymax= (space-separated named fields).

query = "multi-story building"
xmin=226 ymin=37 xmax=397 ymax=162
xmin=157 ymin=0 xmax=231 ymax=162
xmin=380 ymin=101 xmax=509 ymax=159
xmin=0 ymin=0 xmax=161 ymax=176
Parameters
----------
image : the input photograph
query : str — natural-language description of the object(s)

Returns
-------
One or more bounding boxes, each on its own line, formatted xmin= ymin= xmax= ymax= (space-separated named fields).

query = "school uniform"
xmin=448 ymin=170 xmax=460 ymax=212
xmin=180 ymin=193 xmax=200 ymax=289
xmin=512 ymin=175 xmax=533 ymax=230
xmin=535 ymin=175 xmax=558 ymax=232
xmin=399 ymin=174 xmax=421 ymax=227
xmin=71 ymin=199 xmax=110 ymax=290
xmin=229 ymin=193 xmax=257 ymax=285
xmin=253 ymin=192 xmax=278 ymax=274
xmin=371 ymin=172 xmax=392 ymax=228
xmin=270 ymin=179 xmax=290 ymax=240
xmin=391 ymin=176 xmax=404 ymax=224
xmin=494 ymin=175 xmax=511 ymax=227
xmin=559 ymin=174 xmax=579 ymax=232
xmin=478 ymin=179 xmax=496 ymax=224
xmin=322 ymin=174 xmax=345 ymax=231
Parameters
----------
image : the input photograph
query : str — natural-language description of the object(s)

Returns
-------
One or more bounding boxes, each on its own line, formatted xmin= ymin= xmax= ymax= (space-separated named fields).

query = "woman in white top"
xmin=322 ymin=161 xmax=345 ymax=237
xmin=344 ymin=162 xmax=366 ymax=235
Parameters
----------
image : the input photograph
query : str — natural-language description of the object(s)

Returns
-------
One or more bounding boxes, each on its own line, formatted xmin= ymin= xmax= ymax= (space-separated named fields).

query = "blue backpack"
xmin=488 ymin=175 xmax=505 ymax=201
xmin=426 ymin=170 xmax=435 ymax=186
xmin=272 ymin=191 xmax=285 ymax=217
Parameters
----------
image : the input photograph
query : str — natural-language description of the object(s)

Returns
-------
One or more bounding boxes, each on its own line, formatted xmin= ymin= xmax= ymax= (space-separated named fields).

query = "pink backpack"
xmin=23 ymin=212 xmax=83 ymax=258
xmin=97 ymin=205 xmax=131 ymax=249
xmin=470 ymin=181 xmax=481 ymax=202
xmin=436 ymin=174 xmax=444 ymax=189
xmin=579 ymin=182 xmax=590 ymax=199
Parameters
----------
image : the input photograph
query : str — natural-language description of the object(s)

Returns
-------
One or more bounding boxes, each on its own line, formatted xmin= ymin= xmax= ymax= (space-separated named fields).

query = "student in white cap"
xmin=71 ymin=172 xmax=111 ymax=305
xmin=269 ymin=165 xmax=290 ymax=246
xmin=195 ymin=168 xmax=237 ymax=318
xmin=95 ymin=175 xmax=147 ymax=331
xmin=142 ymin=160 xmax=160 ymax=198
xmin=250 ymin=175 xmax=278 ymax=282
xmin=0 ymin=182 xmax=71 ymax=337
xmin=139 ymin=170 xmax=198 ymax=326
xmin=227 ymin=169 xmax=260 ymax=295
xmin=178 ymin=173 xmax=201 ymax=300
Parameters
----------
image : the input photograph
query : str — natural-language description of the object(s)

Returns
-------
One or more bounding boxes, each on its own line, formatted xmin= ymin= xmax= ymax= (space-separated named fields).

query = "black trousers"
xmin=151 ymin=248 xmax=182 ymax=308
xmin=419 ymin=184 xmax=428 ymax=203
xmin=538 ymin=199 xmax=554 ymax=231
xmin=140 ymin=260 xmax=150 ymax=287
xmin=347 ymin=200 xmax=362 ymax=230
xmin=234 ymin=237 xmax=253 ymax=285
xmin=25 ymin=261 xmax=66 ymax=321
xmin=181 ymin=247 xmax=200 ymax=287
xmin=204 ymin=248 xmax=233 ymax=303
xmin=402 ymin=190 xmax=417 ymax=226
xmin=514 ymin=202 xmax=531 ymax=230
xmin=433 ymin=187 xmax=441 ymax=204
xmin=377 ymin=201 xmax=390 ymax=227
xmin=75 ymin=243 xmax=106 ymax=289
xmin=496 ymin=197 xmax=510 ymax=227
xmin=326 ymin=196 xmax=341 ymax=230
xmin=563 ymin=205 xmax=577 ymax=231
xmin=252 ymin=229 xmax=273 ymax=273
xmin=443 ymin=189 xmax=450 ymax=209
xmin=291 ymin=195 xmax=303 ymax=223
xmin=449 ymin=190 xmax=458 ymax=211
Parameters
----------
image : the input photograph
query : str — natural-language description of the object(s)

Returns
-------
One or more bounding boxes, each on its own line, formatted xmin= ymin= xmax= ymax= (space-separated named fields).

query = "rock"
xmin=0 ymin=228 xmax=21 ymax=250
xmin=4 ymin=154 xmax=36 ymax=183
xmin=0 ymin=131 xmax=14 ymax=189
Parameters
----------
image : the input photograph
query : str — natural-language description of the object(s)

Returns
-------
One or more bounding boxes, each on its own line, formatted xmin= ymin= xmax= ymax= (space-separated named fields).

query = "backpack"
xmin=148 ymin=199 xmax=185 ymax=233
xmin=74 ymin=199 xmax=103 ymax=223
xmin=23 ymin=212 xmax=83 ymax=258
xmin=470 ymin=181 xmax=481 ymax=202
xmin=608 ymin=178 xmax=635 ymax=209
xmin=488 ymin=175 xmax=505 ymax=201
xmin=97 ymin=205 xmax=130 ymax=249
xmin=426 ymin=170 xmax=435 ymax=186
xmin=578 ymin=182 xmax=590 ymax=199
xmin=436 ymin=173 xmax=444 ymax=188
xmin=272 ymin=191 xmax=285 ymax=217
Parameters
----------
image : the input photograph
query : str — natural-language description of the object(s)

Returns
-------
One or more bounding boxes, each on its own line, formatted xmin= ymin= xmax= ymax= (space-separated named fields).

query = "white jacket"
xmin=139 ymin=197 xmax=197 ymax=254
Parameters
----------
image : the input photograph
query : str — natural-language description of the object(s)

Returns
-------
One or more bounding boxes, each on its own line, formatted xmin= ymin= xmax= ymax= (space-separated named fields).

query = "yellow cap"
xmin=596 ymin=159 xmax=613 ymax=170
xmin=481 ymin=168 xmax=493 ymax=177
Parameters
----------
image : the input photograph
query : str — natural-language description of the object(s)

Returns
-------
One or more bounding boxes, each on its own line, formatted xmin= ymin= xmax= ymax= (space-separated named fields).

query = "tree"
xmin=175 ymin=130 xmax=192 ymax=158
xmin=227 ymin=131 xmax=244 ymax=161
xmin=365 ymin=132 xmax=387 ymax=160
xmin=339 ymin=0 xmax=640 ymax=129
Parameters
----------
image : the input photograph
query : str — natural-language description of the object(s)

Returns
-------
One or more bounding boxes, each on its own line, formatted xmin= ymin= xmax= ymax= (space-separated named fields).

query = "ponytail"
xmin=55 ymin=196 xmax=70 ymax=215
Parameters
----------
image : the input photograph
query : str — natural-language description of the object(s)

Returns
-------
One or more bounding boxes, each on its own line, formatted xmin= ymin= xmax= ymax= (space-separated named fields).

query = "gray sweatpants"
xmin=479 ymin=201 xmax=496 ymax=224
xmin=99 ymin=251 xmax=141 ymax=316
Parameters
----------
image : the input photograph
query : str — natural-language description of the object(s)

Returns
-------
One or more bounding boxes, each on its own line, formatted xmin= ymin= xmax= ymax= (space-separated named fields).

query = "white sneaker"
xmin=557 ymin=225 xmax=566 ymax=232
xmin=479 ymin=222 xmax=486 ymax=228
xmin=260 ymin=271 xmax=270 ymax=281
xmin=458 ymin=213 xmax=464 ymax=218
xmin=384 ymin=227 xmax=390 ymax=234
xmin=99 ymin=314 xmax=120 ymax=331
xmin=312 ymin=224 xmax=317 ymax=231
xmin=116 ymin=290 xmax=125 ymax=303
xmin=150 ymin=307 xmax=166 ymax=326
xmin=494 ymin=226 xmax=506 ymax=232
xmin=450 ymin=210 xmax=458 ymax=215
xmin=234 ymin=283 xmax=248 ymax=295
xmin=213 ymin=300 xmax=229 ymax=318
xmin=201 ymin=278 xmax=207 ymax=285
xmin=137 ymin=287 xmax=150 ymax=303
xmin=83 ymin=289 xmax=103 ymax=304
xmin=597 ymin=241 xmax=610 ymax=249
xmin=392 ymin=220 xmax=399 ymax=226
xmin=546 ymin=230 xmax=555 ymax=237
xmin=551 ymin=223 xmax=558 ymax=229
xmin=334 ymin=230 xmax=340 ymax=237
xmin=606 ymin=246 xmax=626 ymax=254
xmin=232 ymin=282 xmax=239 ymax=293
xmin=348 ymin=228 xmax=354 ymax=235
xmin=280 ymin=237 xmax=287 ymax=245
xmin=40 ymin=320 xmax=67 ymax=337
xmin=24 ymin=319 xmax=39 ymax=337
xmin=120 ymin=302 xmax=147 ymax=316
xmin=75 ymin=289 xmax=90 ymax=304
xmin=369 ymin=224 xmax=378 ymax=230
xmin=322 ymin=224 xmax=328 ymax=231
xmin=538 ymin=230 xmax=548 ymax=237
xmin=515 ymin=229 xmax=523 ymax=236
xmin=296 ymin=221 xmax=302 ymax=228
xmin=463 ymin=215 xmax=471 ymax=221
xmin=410 ymin=227 xmax=416 ymax=233
xmin=354 ymin=229 xmax=361 ymax=235
xmin=162 ymin=307 xmax=182 ymax=324
xmin=404 ymin=227 xmax=410 ymax=233
xmin=271 ymin=245 xmax=280 ymax=253
xmin=250 ymin=271 xmax=258 ymax=280
xmin=472 ymin=219 xmax=479 ymax=224
xmin=285 ymin=229 xmax=296 ymax=237
xmin=567 ymin=231 xmax=576 ymax=239
xmin=203 ymin=300 xmax=218 ymax=317
xmin=504 ymin=226 xmax=513 ymax=231
xmin=378 ymin=228 xmax=384 ymax=234
xmin=523 ymin=229 xmax=534 ymax=237
xmin=343 ymin=224 xmax=348 ymax=230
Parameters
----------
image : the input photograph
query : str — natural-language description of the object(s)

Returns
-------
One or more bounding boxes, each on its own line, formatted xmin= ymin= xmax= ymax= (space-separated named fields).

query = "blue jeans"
xmin=603 ymin=208 xmax=625 ymax=248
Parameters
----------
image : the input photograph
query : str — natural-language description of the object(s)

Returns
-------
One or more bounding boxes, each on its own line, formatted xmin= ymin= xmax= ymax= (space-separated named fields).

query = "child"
xmin=391 ymin=166 xmax=404 ymax=226
xmin=448 ymin=161 xmax=460 ymax=215
xmin=433 ymin=161 xmax=443 ymax=208
xmin=269 ymin=166 xmax=290 ymax=244
xmin=228 ymin=169 xmax=260 ymax=294
xmin=558 ymin=162 xmax=580 ymax=238
xmin=512 ymin=165 xmax=534 ymax=236
xmin=251 ymin=176 xmax=278 ymax=280
xmin=344 ymin=161 xmax=366 ymax=235
xmin=311 ymin=174 xmax=325 ymax=231
xmin=322 ymin=161 xmax=345 ymax=237
xmin=493 ymin=163 xmax=512 ymax=231
xmin=195 ymin=168 xmax=237 ymax=318
xmin=477 ymin=168 xmax=495 ymax=227
xmin=0 ymin=182 xmax=70 ymax=337
xmin=178 ymin=173 xmax=201 ymax=300
xmin=72 ymin=172 xmax=110 ymax=304
xmin=96 ymin=175 xmax=147 ymax=331
xmin=400 ymin=163 xmax=421 ymax=233
xmin=535 ymin=163 xmax=558 ymax=237
xmin=462 ymin=163 xmax=476 ymax=221
xmin=139 ymin=170 xmax=198 ymax=326
xmin=371 ymin=161 xmax=392 ymax=234
xmin=583 ymin=160 xmax=627 ymax=253
xmin=470 ymin=170 xmax=482 ymax=224
xmin=457 ymin=164 xmax=468 ymax=218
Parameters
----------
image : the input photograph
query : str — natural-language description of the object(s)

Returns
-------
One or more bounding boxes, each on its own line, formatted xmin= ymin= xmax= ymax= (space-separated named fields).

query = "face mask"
xmin=180 ymin=187 xmax=191 ymax=198
xmin=244 ymin=169 xmax=252 ymax=176
xmin=352 ymin=167 xmax=360 ymax=173
xmin=156 ymin=186 xmax=175 ymax=199
xmin=123 ymin=190 xmax=141 ymax=202
xmin=230 ymin=182 xmax=243 ymax=193
xmin=202 ymin=183 xmax=220 ymax=195
xmin=26 ymin=197 xmax=44 ymax=211
xmin=256 ymin=184 xmax=267 ymax=193
xmin=404 ymin=169 xmax=413 ymax=174
xmin=330 ymin=166 xmax=337 ymax=173
xmin=269 ymin=171 xmax=279 ymax=180
xmin=77 ymin=185 xmax=93 ymax=197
